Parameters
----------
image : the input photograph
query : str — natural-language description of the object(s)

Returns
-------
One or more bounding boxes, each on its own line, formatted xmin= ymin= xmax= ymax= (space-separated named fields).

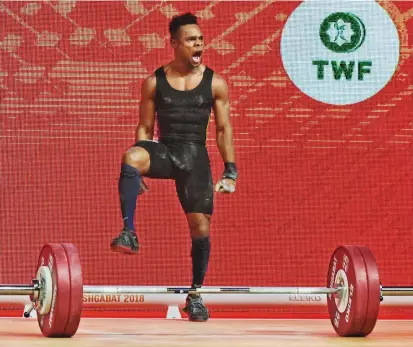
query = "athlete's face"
xmin=172 ymin=24 xmax=204 ymax=67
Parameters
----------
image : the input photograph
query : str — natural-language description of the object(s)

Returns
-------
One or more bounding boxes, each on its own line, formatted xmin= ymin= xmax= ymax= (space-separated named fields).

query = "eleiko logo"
xmin=280 ymin=1 xmax=400 ymax=105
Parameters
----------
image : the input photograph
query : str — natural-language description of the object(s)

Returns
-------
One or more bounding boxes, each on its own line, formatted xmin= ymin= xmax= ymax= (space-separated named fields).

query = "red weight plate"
xmin=36 ymin=243 xmax=71 ymax=337
xmin=61 ymin=243 xmax=83 ymax=337
xmin=356 ymin=245 xmax=381 ymax=336
xmin=327 ymin=245 xmax=368 ymax=336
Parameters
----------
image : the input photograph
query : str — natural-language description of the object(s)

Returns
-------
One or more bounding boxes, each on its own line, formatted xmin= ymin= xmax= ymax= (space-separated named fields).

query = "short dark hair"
xmin=169 ymin=12 xmax=198 ymax=39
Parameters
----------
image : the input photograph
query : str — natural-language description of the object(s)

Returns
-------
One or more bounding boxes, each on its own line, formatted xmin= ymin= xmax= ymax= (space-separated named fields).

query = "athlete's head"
xmin=169 ymin=12 xmax=204 ymax=68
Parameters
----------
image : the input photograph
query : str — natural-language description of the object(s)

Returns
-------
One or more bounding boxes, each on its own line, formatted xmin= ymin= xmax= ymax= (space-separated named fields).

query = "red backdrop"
xmin=0 ymin=1 xmax=412 ymax=317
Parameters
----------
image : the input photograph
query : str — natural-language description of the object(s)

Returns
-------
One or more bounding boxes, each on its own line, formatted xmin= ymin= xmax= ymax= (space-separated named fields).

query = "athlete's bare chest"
xmin=165 ymin=73 xmax=203 ymax=91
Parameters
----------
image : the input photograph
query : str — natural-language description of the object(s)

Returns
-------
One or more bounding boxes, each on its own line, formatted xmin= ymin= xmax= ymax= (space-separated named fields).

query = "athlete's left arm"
xmin=213 ymin=74 xmax=236 ymax=164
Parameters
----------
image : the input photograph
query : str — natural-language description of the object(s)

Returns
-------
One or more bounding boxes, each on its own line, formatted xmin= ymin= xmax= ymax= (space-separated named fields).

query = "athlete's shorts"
xmin=134 ymin=140 xmax=214 ymax=215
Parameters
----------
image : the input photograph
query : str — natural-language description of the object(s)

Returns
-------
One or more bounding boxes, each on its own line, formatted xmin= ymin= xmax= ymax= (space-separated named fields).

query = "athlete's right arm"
xmin=135 ymin=74 xmax=156 ymax=142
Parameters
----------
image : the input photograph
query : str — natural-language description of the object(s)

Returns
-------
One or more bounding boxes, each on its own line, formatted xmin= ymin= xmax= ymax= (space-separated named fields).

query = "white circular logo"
xmin=280 ymin=0 xmax=400 ymax=105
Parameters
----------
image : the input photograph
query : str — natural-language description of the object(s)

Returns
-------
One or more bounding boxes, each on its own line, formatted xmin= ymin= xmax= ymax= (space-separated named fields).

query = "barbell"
xmin=0 ymin=243 xmax=411 ymax=338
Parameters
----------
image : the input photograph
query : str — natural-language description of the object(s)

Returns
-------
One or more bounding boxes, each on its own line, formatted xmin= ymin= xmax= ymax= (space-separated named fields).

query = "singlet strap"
xmin=154 ymin=66 xmax=166 ymax=78
xmin=203 ymin=66 xmax=214 ymax=82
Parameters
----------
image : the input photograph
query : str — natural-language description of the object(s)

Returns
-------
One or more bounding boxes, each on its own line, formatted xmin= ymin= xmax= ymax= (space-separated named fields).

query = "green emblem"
xmin=320 ymin=12 xmax=366 ymax=53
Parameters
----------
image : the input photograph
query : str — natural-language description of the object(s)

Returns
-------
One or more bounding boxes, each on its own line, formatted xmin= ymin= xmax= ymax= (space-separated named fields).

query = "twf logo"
xmin=280 ymin=1 xmax=400 ymax=105
xmin=315 ymin=12 xmax=371 ymax=82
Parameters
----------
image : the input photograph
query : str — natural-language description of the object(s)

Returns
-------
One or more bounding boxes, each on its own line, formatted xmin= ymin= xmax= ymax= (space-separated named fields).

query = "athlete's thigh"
xmin=174 ymin=148 xmax=214 ymax=215
xmin=134 ymin=140 xmax=174 ymax=179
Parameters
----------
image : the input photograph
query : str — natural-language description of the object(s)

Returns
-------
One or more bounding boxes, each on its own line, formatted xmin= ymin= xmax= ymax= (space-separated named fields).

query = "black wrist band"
xmin=222 ymin=162 xmax=238 ymax=180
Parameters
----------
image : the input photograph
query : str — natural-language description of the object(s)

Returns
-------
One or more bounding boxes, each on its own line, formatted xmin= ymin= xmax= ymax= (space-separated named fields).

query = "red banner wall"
xmin=1 ymin=1 xmax=412 ymax=317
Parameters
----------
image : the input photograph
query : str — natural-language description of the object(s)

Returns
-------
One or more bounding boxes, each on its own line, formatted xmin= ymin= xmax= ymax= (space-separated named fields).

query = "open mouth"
xmin=192 ymin=51 xmax=202 ymax=64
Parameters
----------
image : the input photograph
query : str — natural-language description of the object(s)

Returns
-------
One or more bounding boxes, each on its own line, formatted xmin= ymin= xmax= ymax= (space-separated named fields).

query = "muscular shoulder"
xmin=141 ymin=73 xmax=157 ymax=98
xmin=212 ymin=72 xmax=229 ymax=99
xmin=142 ymin=73 xmax=156 ymax=89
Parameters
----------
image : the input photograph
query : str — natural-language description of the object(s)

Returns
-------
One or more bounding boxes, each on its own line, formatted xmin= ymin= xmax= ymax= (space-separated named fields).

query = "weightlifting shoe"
xmin=182 ymin=294 xmax=210 ymax=322
xmin=110 ymin=228 xmax=139 ymax=255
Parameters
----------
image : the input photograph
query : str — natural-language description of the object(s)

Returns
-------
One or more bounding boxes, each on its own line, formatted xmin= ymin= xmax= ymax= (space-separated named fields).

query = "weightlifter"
xmin=110 ymin=12 xmax=238 ymax=322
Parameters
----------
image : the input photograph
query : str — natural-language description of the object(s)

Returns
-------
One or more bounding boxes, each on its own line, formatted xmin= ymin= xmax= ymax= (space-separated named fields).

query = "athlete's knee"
xmin=122 ymin=146 xmax=150 ymax=174
xmin=187 ymin=214 xmax=211 ymax=238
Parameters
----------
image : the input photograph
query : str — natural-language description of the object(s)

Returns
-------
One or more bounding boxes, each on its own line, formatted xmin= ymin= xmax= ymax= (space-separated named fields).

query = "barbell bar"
xmin=0 ymin=284 xmax=410 ymax=296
